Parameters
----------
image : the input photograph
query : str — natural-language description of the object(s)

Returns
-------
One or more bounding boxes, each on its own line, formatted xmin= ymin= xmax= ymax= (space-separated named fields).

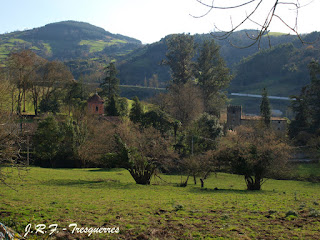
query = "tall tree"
xmin=196 ymin=39 xmax=232 ymax=116
xmin=8 ymin=50 xmax=42 ymax=114
xmin=164 ymin=82 xmax=204 ymax=126
xmin=289 ymin=60 xmax=320 ymax=142
xmin=37 ymin=60 xmax=73 ymax=114
xmin=100 ymin=62 xmax=119 ymax=98
xmin=106 ymin=94 xmax=120 ymax=116
xmin=260 ymin=88 xmax=271 ymax=127
xmin=33 ymin=116 xmax=62 ymax=167
xmin=289 ymin=87 xmax=310 ymax=140
xmin=307 ymin=60 xmax=320 ymax=131
xmin=64 ymin=79 xmax=87 ymax=115
xmin=129 ymin=96 xmax=144 ymax=124
xmin=165 ymin=34 xmax=195 ymax=85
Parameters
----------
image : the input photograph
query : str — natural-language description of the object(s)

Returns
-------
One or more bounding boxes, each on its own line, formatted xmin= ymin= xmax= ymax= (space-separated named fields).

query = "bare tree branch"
xmin=193 ymin=0 xmax=315 ymax=48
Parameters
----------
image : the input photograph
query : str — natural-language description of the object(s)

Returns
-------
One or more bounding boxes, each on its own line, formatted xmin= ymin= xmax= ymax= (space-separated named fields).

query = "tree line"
xmin=2 ymin=34 xmax=319 ymax=191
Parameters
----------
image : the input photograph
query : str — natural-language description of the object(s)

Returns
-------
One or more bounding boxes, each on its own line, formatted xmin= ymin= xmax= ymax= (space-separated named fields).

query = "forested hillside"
xmin=1 ymin=21 xmax=319 ymax=103
xmin=117 ymin=31 xmax=320 ymax=98
xmin=0 ymin=21 xmax=142 ymax=78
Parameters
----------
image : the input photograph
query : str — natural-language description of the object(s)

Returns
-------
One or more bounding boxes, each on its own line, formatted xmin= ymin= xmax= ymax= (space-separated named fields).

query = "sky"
xmin=1 ymin=0 xmax=320 ymax=44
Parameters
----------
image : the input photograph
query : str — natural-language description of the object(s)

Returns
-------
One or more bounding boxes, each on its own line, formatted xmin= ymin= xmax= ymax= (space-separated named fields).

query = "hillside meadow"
xmin=1 ymin=167 xmax=320 ymax=239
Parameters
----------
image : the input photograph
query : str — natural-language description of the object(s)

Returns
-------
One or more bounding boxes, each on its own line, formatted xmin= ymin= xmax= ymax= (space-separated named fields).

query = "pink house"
xmin=87 ymin=93 xmax=104 ymax=115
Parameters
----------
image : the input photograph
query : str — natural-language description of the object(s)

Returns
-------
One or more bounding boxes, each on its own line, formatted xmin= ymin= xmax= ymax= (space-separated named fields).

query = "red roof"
xmin=88 ymin=93 xmax=104 ymax=103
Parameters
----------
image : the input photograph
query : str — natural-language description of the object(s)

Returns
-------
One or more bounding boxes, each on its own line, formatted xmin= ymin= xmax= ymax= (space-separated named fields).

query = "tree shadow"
xmin=87 ymin=168 xmax=125 ymax=172
xmin=40 ymin=178 xmax=135 ymax=189
xmin=188 ymin=187 xmax=270 ymax=194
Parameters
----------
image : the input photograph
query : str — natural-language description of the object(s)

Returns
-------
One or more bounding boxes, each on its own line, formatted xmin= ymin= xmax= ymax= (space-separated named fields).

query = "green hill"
xmin=117 ymin=31 xmax=310 ymax=89
xmin=1 ymin=21 xmax=319 ymax=115
xmin=0 ymin=21 xmax=142 ymax=73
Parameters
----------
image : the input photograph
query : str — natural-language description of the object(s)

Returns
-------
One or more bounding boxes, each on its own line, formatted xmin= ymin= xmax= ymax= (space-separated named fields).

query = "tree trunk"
xmin=245 ymin=175 xmax=261 ymax=190
xmin=180 ymin=175 xmax=190 ymax=187
xmin=200 ymin=178 xmax=204 ymax=188
xmin=193 ymin=175 xmax=197 ymax=185
xmin=129 ymin=169 xmax=153 ymax=185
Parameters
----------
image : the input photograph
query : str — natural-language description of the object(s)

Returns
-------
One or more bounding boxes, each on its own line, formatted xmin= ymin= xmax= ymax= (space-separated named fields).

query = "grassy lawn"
xmin=1 ymin=167 xmax=320 ymax=239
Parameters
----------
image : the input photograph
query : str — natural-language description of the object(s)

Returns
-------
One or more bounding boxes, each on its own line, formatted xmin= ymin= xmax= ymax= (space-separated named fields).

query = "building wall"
xmin=88 ymin=102 xmax=104 ymax=115
xmin=271 ymin=119 xmax=287 ymax=132
xmin=226 ymin=105 xmax=242 ymax=130
xmin=226 ymin=105 xmax=287 ymax=133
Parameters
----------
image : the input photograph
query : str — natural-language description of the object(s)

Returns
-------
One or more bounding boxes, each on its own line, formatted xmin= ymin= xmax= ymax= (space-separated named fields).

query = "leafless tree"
xmin=0 ymin=80 xmax=27 ymax=188
xmin=7 ymin=50 xmax=43 ymax=114
xmin=193 ymin=0 xmax=315 ymax=48
xmin=161 ymin=82 xmax=204 ymax=126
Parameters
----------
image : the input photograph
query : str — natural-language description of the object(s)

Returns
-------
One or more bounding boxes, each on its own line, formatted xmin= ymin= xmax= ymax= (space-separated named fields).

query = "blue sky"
xmin=1 ymin=0 xmax=320 ymax=44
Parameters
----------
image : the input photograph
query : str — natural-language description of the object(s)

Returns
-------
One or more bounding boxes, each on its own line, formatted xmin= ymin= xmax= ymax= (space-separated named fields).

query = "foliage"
xmin=100 ymin=62 xmax=119 ymax=98
xmin=289 ymin=87 xmax=310 ymax=141
xmin=64 ymin=79 xmax=88 ymax=115
xmin=290 ymin=60 xmax=320 ymax=143
xmin=260 ymin=88 xmax=271 ymax=127
xmin=39 ymin=94 xmax=60 ymax=114
xmin=114 ymin=124 xmax=176 ymax=185
xmin=0 ymin=113 xmax=26 ymax=187
xmin=165 ymin=34 xmax=195 ymax=85
xmin=77 ymin=117 xmax=116 ymax=166
xmin=179 ymin=151 xmax=218 ymax=187
xmin=141 ymin=109 xmax=173 ymax=134
xmin=161 ymin=82 xmax=204 ymax=126
xmin=216 ymin=126 xmax=290 ymax=190
xmin=117 ymin=97 xmax=129 ymax=117
xmin=7 ymin=50 xmax=43 ymax=114
xmin=129 ymin=96 xmax=144 ymax=123
xmin=33 ymin=116 xmax=62 ymax=167
xmin=191 ymin=113 xmax=223 ymax=152
xmin=106 ymin=95 xmax=120 ymax=116
xmin=196 ymin=39 xmax=232 ymax=115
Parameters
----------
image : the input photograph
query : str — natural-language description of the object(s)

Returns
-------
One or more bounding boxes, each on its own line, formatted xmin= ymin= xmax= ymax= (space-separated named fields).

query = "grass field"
xmin=1 ymin=167 xmax=320 ymax=239
xmin=79 ymin=39 xmax=127 ymax=53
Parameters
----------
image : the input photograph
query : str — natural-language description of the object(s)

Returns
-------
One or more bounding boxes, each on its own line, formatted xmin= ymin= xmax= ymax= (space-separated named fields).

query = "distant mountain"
xmin=117 ymin=31 xmax=308 ymax=88
xmin=1 ymin=21 xmax=319 ymax=109
xmin=0 ymin=21 xmax=142 ymax=77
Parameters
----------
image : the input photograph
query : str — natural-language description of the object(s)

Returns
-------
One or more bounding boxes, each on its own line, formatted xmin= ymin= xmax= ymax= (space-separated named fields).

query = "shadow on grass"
xmin=88 ymin=168 xmax=125 ymax=172
xmin=188 ymin=187 xmax=270 ymax=194
xmin=40 ymin=179 xmax=136 ymax=189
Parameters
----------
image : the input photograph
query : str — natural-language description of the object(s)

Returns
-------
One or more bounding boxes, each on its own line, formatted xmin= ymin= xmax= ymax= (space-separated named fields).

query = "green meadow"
xmin=1 ymin=167 xmax=320 ymax=239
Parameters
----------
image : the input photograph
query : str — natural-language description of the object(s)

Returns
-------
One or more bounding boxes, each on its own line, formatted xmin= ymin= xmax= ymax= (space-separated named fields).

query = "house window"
xmin=96 ymin=106 xmax=99 ymax=112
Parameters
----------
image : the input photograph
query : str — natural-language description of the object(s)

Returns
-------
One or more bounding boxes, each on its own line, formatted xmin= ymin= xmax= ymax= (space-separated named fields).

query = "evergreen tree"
xmin=106 ymin=94 xmax=120 ymax=116
xmin=290 ymin=60 xmax=320 ymax=140
xmin=196 ymin=39 xmax=232 ymax=116
xmin=289 ymin=87 xmax=310 ymax=139
xmin=33 ymin=116 xmax=62 ymax=167
xmin=260 ymin=88 xmax=271 ymax=127
xmin=118 ymin=97 xmax=129 ymax=117
xmin=100 ymin=62 xmax=119 ymax=98
xmin=129 ymin=96 xmax=144 ymax=123
xmin=165 ymin=34 xmax=195 ymax=85
xmin=307 ymin=60 xmax=320 ymax=131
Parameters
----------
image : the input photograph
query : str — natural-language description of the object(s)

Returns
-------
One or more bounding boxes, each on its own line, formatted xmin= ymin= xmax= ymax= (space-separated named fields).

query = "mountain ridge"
xmin=1 ymin=21 xmax=320 ymax=107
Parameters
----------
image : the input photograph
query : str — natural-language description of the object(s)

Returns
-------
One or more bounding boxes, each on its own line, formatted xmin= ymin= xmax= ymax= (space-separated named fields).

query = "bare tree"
xmin=163 ymin=82 xmax=204 ymax=126
xmin=193 ymin=0 xmax=314 ymax=48
xmin=114 ymin=124 xmax=176 ymax=185
xmin=37 ymin=60 xmax=73 ymax=104
xmin=0 ymin=80 xmax=27 ymax=188
xmin=7 ymin=50 xmax=42 ymax=114
xmin=216 ymin=125 xmax=290 ymax=190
